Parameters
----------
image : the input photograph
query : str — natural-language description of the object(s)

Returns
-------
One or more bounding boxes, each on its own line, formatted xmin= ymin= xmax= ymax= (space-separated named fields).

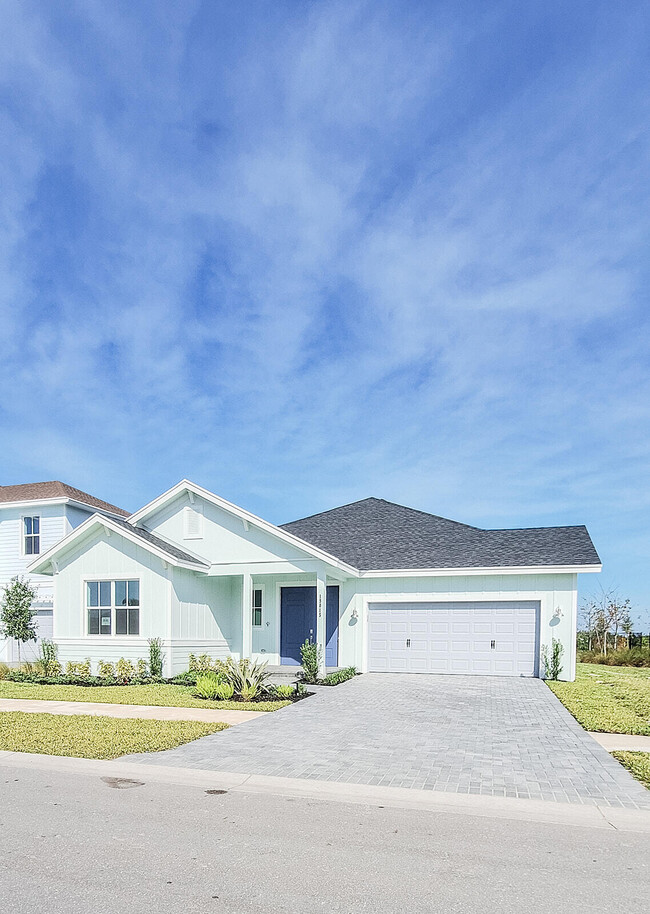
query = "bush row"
xmin=580 ymin=648 xmax=650 ymax=668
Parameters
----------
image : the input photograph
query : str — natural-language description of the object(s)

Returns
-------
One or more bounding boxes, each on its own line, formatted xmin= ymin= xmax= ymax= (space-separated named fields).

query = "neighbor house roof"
xmin=280 ymin=497 xmax=601 ymax=571
xmin=0 ymin=481 xmax=128 ymax=517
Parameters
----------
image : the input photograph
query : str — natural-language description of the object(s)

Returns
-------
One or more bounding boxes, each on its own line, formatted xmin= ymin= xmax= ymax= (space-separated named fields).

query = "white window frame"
xmin=84 ymin=578 xmax=140 ymax=637
xmin=21 ymin=515 xmax=41 ymax=557
xmin=252 ymin=587 xmax=263 ymax=627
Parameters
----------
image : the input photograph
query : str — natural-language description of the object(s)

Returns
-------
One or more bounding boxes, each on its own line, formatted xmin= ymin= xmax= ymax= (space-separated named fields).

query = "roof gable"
xmin=281 ymin=497 xmax=601 ymax=571
xmin=28 ymin=513 xmax=209 ymax=575
xmin=129 ymin=480 xmax=358 ymax=574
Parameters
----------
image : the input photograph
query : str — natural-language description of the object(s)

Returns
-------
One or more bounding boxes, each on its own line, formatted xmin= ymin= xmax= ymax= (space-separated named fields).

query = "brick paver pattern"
xmin=127 ymin=674 xmax=650 ymax=808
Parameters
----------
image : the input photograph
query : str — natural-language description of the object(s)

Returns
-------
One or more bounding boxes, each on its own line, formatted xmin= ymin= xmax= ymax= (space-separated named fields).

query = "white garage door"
xmin=368 ymin=601 xmax=539 ymax=676
xmin=17 ymin=610 xmax=54 ymax=662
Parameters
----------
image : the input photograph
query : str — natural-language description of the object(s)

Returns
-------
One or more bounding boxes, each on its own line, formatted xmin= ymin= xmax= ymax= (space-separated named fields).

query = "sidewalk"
xmin=0 ymin=697 xmax=263 ymax=725
xmin=591 ymin=732 xmax=650 ymax=752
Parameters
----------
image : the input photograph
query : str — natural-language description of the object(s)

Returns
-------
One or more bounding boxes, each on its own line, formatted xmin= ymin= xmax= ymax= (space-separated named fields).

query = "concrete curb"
xmin=1 ymin=750 xmax=649 ymax=833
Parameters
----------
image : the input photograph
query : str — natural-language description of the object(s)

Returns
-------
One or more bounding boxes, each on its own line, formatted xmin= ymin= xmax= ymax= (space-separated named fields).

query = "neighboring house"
xmin=0 ymin=482 xmax=128 ymax=663
xmin=28 ymin=480 xmax=600 ymax=681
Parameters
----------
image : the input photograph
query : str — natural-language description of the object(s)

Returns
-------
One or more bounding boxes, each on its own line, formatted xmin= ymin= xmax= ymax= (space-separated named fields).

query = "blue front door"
xmin=280 ymin=586 xmax=339 ymax=667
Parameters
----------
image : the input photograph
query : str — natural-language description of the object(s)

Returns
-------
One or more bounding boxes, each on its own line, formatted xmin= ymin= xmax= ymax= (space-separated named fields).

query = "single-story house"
xmin=29 ymin=480 xmax=601 ymax=681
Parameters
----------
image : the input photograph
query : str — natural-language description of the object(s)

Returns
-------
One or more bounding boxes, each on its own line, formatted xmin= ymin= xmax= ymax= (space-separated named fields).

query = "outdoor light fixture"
xmin=351 ymin=607 xmax=359 ymax=620
xmin=553 ymin=606 xmax=563 ymax=620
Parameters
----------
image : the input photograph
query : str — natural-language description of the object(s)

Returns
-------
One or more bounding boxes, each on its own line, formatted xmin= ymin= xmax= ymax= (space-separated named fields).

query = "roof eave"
xmin=358 ymin=563 xmax=602 ymax=578
xmin=0 ymin=495 xmax=127 ymax=518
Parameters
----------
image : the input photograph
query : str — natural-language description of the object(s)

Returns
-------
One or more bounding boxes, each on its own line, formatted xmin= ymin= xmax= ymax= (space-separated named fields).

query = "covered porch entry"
xmin=279 ymin=585 xmax=339 ymax=667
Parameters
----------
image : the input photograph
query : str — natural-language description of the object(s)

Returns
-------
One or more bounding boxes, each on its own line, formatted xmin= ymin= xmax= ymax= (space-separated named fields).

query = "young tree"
xmin=580 ymin=588 xmax=634 ymax=655
xmin=0 ymin=576 xmax=37 ymax=662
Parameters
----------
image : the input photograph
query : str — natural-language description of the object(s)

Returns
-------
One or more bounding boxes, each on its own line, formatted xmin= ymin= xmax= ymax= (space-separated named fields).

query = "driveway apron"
xmin=126 ymin=674 xmax=650 ymax=808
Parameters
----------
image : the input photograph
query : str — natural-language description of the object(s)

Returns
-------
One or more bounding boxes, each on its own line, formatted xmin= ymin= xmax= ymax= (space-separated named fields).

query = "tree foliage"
xmin=0 ymin=576 xmax=37 ymax=660
xmin=579 ymin=588 xmax=634 ymax=654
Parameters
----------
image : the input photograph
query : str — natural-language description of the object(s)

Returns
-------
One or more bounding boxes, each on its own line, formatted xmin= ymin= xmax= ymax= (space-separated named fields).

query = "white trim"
xmin=0 ymin=496 xmax=126 ymax=519
xmin=358 ymin=564 xmax=602 ymax=578
xmin=20 ymin=513 xmax=41 ymax=558
xmin=26 ymin=514 xmax=210 ymax=575
xmin=128 ymin=480 xmax=359 ymax=577
xmin=82 ymin=576 xmax=141 ymax=638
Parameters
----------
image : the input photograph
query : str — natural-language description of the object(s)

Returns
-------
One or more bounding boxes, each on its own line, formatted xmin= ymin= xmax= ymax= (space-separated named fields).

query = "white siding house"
xmin=0 ymin=482 xmax=128 ymax=663
xmin=29 ymin=480 xmax=600 ymax=681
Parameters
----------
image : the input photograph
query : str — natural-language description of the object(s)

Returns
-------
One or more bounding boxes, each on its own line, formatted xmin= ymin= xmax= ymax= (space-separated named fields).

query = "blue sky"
xmin=1 ymin=1 xmax=649 ymax=620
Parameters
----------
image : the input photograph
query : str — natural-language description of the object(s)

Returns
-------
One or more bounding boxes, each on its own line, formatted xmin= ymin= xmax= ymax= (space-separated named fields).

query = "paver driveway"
xmin=128 ymin=674 xmax=650 ymax=808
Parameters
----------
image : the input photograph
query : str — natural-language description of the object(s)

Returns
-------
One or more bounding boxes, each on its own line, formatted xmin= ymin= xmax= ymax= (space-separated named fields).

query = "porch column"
xmin=241 ymin=572 xmax=253 ymax=661
xmin=315 ymin=566 xmax=327 ymax=678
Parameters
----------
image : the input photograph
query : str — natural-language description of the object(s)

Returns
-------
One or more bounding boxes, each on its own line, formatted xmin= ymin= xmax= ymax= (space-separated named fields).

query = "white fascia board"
xmin=128 ymin=479 xmax=360 ymax=577
xmin=207 ymin=560 xmax=354 ymax=579
xmin=27 ymin=514 xmax=209 ymax=576
xmin=0 ymin=496 xmax=126 ymax=519
xmin=358 ymin=564 xmax=602 ymax=578
xmin=0 ymin=497 xmax=69 ymax=511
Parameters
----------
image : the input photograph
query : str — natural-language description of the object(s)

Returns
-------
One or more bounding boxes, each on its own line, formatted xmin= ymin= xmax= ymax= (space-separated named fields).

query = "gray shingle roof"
xmin=280 ymin=498 xmax=600 ymax=571
xmin=110 ymin=517 xmax=209 ymax=567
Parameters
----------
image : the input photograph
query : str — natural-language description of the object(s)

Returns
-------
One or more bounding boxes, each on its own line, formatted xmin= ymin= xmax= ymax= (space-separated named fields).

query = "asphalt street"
xmin=0 ymin=761 xmax=648 ymax=913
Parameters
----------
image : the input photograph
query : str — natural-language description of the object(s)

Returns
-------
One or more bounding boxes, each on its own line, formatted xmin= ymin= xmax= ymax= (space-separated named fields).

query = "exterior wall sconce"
xmin=351 ymin=607 xmax=359 ymax=620
xmin=553 ymin=606 xmax=563 ymax=620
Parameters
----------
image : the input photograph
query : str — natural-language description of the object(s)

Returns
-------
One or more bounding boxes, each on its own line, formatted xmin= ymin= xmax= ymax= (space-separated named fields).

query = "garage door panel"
xmin=368 ymin=601 xmax=539 ymax=677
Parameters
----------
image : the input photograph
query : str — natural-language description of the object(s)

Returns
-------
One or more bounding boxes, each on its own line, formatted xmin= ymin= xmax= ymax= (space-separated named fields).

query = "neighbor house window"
xmin=24 ymin=516 xmax=40 ymax=555
xmin=87 ymin=580 xmax=139 ymax=636
xmin=252 ymin=589 xmax=262 ymax=626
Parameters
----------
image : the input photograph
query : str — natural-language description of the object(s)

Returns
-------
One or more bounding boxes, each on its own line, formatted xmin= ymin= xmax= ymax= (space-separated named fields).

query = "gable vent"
xmin=183 ymin=505 xmax=203 ymax=539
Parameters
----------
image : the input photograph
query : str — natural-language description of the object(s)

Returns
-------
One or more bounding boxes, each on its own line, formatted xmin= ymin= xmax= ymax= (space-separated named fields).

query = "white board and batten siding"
xmin=335 ymin=572 xmax=578 ymax=680
xmin=367 ymin=601 xmax=539 ymax=676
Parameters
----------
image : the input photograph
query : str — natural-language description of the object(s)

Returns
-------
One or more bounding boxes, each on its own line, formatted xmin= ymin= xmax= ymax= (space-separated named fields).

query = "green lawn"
xmin=0 ymin=711 xmax=227 ymax=759
xmin=547 ymin=663 xmax=650 ymax=735
xmin=612 ymin=752 xmax=650 ymax=790
xmin=0 ymin=681 xmax=289 ymax=712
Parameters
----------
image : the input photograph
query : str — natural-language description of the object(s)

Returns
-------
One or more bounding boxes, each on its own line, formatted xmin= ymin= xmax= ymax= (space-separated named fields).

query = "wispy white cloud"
xmin=0 ymin=0 xmax=649 ymax=604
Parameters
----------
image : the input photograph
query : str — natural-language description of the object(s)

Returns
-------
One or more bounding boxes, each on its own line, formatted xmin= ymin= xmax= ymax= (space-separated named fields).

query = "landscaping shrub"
xmin=272 ymin=684 xmax=297 ymax=699
xmin=136 ymin=658 xmax=149 ymax=678
xmin=148 ymin=637 xmax=163 ymax=679
xmin=39 ymin=640 xmax=61 ymax=677
xmin=65 ymin=659 xmax=92 ymax=679
xmin=240 ymin=682 xmax=259 ymax=702
xmin=194 ymin=672 xmax=229 ymax=700
xmin=168 ymin=670 xmax=198 ymax=686
xmin=299 ymin=638 xmax=321 ymax=684
xmin=188 ymin=653 xmax=215 ymax=674
xmin=97 ymin=660 xmax=115 ymax=679
xmin=115 ymin=658 xmax=136 ymax=682
xmin=223 ymin=658 xmax=272 ymax=695
xmin=541 ymin=638 xmax=564 ymax=680
xmin=580 ymin=648 xmax=650 ymax=668
xmin=320 ymin=667 xmax=357 ymax=686
xmin=0 ymin=663 xmax=9 ymax=680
